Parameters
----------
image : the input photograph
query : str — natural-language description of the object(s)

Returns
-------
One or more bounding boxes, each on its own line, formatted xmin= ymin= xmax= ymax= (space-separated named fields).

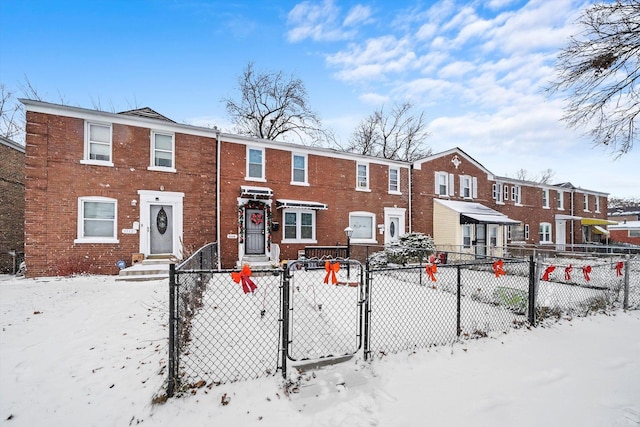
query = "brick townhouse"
xmin=0 ymin=136 xmax=25 ymax=273
xmin=21 ymin=99 xmax=611 ymax=277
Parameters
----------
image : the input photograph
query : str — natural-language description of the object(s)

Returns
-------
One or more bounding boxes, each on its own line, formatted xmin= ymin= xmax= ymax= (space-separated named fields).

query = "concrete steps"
xmin=116 ymin=258 xmax=176 ymax=281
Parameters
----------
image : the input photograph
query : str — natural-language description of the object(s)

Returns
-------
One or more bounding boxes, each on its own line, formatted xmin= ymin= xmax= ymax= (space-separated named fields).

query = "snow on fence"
xmin=167 ymin=252 xmax=637 ymax=397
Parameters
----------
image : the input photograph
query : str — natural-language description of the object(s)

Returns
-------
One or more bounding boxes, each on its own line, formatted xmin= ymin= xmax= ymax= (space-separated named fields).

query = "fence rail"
xmin=167 ymin=248 xmax=638 ymax=397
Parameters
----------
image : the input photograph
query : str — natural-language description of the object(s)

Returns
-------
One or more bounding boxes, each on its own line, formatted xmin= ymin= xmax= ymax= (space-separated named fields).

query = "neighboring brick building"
xmin=0 ymin=136 xmax=25 ymax=273
xmin=21 ymin=99 xmax=612 ymax=277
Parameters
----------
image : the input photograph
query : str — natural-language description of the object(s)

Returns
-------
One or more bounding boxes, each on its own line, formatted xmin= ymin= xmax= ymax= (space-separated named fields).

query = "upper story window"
xmin=356 ymin=163 xmax=369 ymax=191
xmin=291 ymin=153 xmax=308 ymax=185
xmin=83 ymin=122 xmax=113 ymax=166
xmin=247 ymin=147 xmax=265 ymax=181
xmin=539 ymin=222 xmax=552 ymax=243
xmin=283 ymin=209 xmax=316 ymax=243
xmin=503 ymin=185 xmax=509 ymax=201
xmin=75 ymin=196 xmax=118 ymax=244
xmin=149 ymin=131 xmax=175 ymax=172
xmin=389 ymin=167 xmax=400 ymax=193
xmin=511 ymin=185 xmax=521 ymax=204
xmin=542 ymin=188 xmax=549 ymax=208
xmin=492 ymin=183 xmax=503 ymax=203
xmin=349 ymin=211 xmax=376 ymax=243
xmin=595 ymin=196 xmax=600 ymax=213
xmin=557 ymin=190 xmax=564 ymax=210
xmin=435 ymin=171 xmax=453 ymax=197
xmin=583 ymin=194 xmax=589 ymax=211
xmin=460 ymin=175 xmax=475 ymax=199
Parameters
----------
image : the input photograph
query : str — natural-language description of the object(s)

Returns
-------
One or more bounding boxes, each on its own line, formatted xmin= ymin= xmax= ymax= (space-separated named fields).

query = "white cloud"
xmin=286 ymin=0 xmax=373 ymax=42
xmin=343 ymin=4 xmax=373 ymax=27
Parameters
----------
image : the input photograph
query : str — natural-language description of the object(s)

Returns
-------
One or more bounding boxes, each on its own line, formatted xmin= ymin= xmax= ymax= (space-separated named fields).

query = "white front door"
xmin=555 ymin=220 xmax=566 ymax=250
xmin=384 ymin=207 xmax=406 ymax=244
xmin=138 ymin=190 xmax=184 ymax=258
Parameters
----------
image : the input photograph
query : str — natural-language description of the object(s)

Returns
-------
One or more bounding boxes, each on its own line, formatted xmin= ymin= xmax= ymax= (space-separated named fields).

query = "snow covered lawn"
xmin=1 ymin=274 xmax=639 ymax=426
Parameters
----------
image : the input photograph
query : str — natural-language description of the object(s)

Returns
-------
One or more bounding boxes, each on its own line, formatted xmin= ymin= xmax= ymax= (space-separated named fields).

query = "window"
xmin=75 ymin=197 xmax=118 ymax=243
xmin=557 ymin=190 xmax=564 ymax=210
xmin=583 ymin=194 xmax=589 ymax=211
xmin=503 ymin=185 xmax=509 ymax=201
xmin=83 ymin=122 xmax=112 ymax=166
xmin=511 ymin=185 xmax=521 ymax=204
xmin=492 ymin=183 xmax=503 ymax=203
xmin=149 ymin=131 xmax=175 ymax=171
xmin=349 ymin=212 xmax=376 ymax=243
xmin=356 ymin=163 xmax=369 ymax=190
xmin=460 ymin=175 xmax=472 ymax=198
xmin=435 ymin=172 xmax=453 ymax=196
xmin=539 ymin=222 xmax=552 ymax=243
xmin=489 ymin=225 xmax=498 ymax=246
xmin=291 ymin=153 xmax=307 ymax=184
xmin=462 ymin=224 xmax=472 ymax=248
xmin=282 ymin=210 xmax=316 ymax=242
xmin=247 ymin=147 xmax=265 ymax=180
xmin=389 ymin=167 xmax=400 ymax=193
xmin=524 ymin=224 xmax=530 ymax=240
xmin=630 ymin=229 xmax=640 ymax=237
xmin=595 ymin=196 xmax=600 ymax=213
xmin=542 ymin=189 xmax=549 ymax=208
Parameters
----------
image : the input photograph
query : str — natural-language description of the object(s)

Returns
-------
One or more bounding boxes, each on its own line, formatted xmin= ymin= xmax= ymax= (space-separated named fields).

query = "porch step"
xmin=116 ymin=259 xmax=175 ymax=281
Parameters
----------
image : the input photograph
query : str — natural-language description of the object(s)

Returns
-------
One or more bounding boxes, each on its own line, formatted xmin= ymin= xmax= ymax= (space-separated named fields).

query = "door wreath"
xmin=251 ymin=212 xmax=263 ymax=225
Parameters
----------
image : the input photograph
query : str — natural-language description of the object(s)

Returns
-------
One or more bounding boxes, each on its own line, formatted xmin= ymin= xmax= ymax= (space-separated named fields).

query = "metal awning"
xmin=240 ymin=185 xmax=273 ymax=198
xmin=461 ymin=213 xmax=521 ymax=225
xmin=581 ymin=218 xmax=618 ymax=226
xmin=276 ymin=199 xmax=328 ymax=210
xmin=435 ymin=199 xmax=521 ymax=225
xmin=593 ymin=225 xmax=610 ymax=236
xmin=555 ymin=214 xmax=583 ymax=220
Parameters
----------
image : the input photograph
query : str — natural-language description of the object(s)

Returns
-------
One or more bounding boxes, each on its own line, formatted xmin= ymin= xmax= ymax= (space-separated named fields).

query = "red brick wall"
xmin=0 ymin=142 xmax=25 ymax=273
xmin=24 ymin=111 xmax=217 ymax=277
xmin=610 ymin=229 xmax=640 ymax=245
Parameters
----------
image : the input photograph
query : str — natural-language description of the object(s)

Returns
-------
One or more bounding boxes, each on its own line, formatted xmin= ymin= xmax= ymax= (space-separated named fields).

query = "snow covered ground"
xmin=1 ymin=274 xmax=639 ymax=427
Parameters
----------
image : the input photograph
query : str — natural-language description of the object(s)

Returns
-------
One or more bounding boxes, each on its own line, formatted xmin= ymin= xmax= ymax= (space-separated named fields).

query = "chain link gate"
xmin=281 ymin=259 xmax=367 ymax=370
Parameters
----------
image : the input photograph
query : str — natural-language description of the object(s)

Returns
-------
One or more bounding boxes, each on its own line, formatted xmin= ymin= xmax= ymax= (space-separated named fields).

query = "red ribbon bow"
xmin=426 ymin=263 xmax=437 ymax=282
xmin=231 ymin=265 xmax=257 ymax=294
xmin=493 ymin=260 xmax=505 ymax=278
xmin=564 ymin=264 xmax=572 ymax=281
xmin=615 ymin=262 xmax=624 ymax=277
xmin=542 ymin=265 xmax=555 ymax=281
xmin=582 ymin=265 xmax=592 ymax=281
xmin=324 ymin=261 xmax=340 ymax=284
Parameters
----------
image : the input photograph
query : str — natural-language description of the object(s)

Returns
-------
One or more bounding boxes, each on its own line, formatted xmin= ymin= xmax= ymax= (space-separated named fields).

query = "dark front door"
xmin=245 ymin=208 xmax=265 ymax=255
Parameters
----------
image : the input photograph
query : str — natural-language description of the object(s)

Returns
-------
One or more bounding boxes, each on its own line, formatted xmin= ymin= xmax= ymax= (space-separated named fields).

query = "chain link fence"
xmin=167 ymin=248 xmax=638 ymax=397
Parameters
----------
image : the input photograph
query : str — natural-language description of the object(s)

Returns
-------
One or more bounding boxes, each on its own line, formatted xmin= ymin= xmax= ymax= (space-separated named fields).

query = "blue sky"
xmin=1 ymin=0 xmax=638 ymax=198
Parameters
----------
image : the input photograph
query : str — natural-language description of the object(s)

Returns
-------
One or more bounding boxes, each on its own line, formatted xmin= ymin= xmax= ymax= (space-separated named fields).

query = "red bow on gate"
xmin=231 ymin=264 xmax=257 ymax=294
xmin=615 ymin=262 xmax=624 ymax=277
xmin=565 ymin=264 xmax=573 ymax=281
xmin=493 ymin=259 xmax=505 ymax=278
xmin=324 ymin=261 xmax=340 ymax=284
xmin=426 ymin=263 xmax=437 ymax=282
xmin=542 ymin=265 xmax=555 ymax=281
xmin=582 ymin=265 xmax=592 ymax=282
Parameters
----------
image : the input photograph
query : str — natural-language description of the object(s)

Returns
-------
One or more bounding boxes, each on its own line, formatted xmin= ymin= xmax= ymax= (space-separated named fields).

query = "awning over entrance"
xmin=435 ymin=199 xmax=521 ymax=225
xmin=276 ymin=199 xmax=328 ymax=210
xmin=241 ymin=185 xmax=273 ymax=198
xmin=593 ymin=225 xmax=610 ymax=236
xmin=555 ymin=214 xmax=583 ymax=221
xmin=581 ymin=218 xmax=618 ymax=226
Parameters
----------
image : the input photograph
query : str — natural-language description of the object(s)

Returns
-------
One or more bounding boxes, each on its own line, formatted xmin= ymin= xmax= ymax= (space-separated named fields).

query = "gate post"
xmin=528 ymin=255 xmax=536 ymax=326
xmin=280 ymin=267 xmax=290 ymax=379
xmin=363 ymin=260 xmax=371 ymax=361
xmin=168 ymin=263 xmax=176 ymax=397
xmin=623 ymin=256 xmax=630 ymax=310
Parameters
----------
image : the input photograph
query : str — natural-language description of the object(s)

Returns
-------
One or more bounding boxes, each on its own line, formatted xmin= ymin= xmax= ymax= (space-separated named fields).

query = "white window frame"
xmin=629 ymin=229 xmax=640 ymax=237
xmin=435 ymin=171 xmax=454 ymax=197
xmin=503 ymin=185 xmax=509 ymax=201
xmin=389 ymin=167 xmax=400 ymax=194
xmin=148 ymin=130 xmax=176 ymax=172
xmin=539 ymin=222 xmax=552 ymax=244
xmin=583 ymin=194 xmax=589 ymax=211
xmin=281 ymin=209 xmax=317 ymax=243
xmin=81 ymin=121 xmax=113 ymax=167
xmin=460 ymin=175 xmax=472 ymax=199
xmin=290 ymin=153 xmax=308 ymax=185
xmin=542 ymin=188 xmax=550 ymax=209
xmin=349 ymin=211 xmax=377 ymax=243
xmin=557 ymin=190 xmax=564 ymax=210
xmin=511 ymin=185 xmax=521 ymax=205
xmin=246 ymin=147 xmax=266 ymax=181
xmin=595 ymin=196 xmax=600 ymax=213
xmin=493 ymin=183 xmax=504 ymax=204
xmin=75 ymin=196 xmax=119 ymax=244
xmin=525 ymin=224 xmax=530 ymax=240
xmin=462 ymin=224 xmax=472 ymax=248
xmin=356 ymin=163 xmax=370 ymax=191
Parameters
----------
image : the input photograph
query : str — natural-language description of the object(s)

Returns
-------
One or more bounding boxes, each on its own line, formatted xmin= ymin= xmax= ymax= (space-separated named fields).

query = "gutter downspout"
xmin=408 ymin=164 xmax=413 ymax=233
xmin=570 ymin=188 xmax=575 ymax=249
xmin=215 ymin=128 xmax=222 ymax=270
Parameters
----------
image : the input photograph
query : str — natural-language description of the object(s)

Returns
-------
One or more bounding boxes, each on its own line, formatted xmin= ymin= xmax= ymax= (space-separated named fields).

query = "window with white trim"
xmin=524 ymin=224 xmax=530 ymax=240
xmin=247 ymin=147 xmax=265 ymax=180
xmin=511 ymin=185 xmax=521 ymax=204
xmin=149 ymin=131 xmax=175 ymax=171
xmin=503 ymin=185 xmax=509 ymax=201
xmin=492 ymin=183 xmax=503 ymax=203
xmin=462 ymin=224 xmax=472 ymax=248
xmin=389 ymin=167 xmax=400 ymax=193
xmin=583 ymin=194 xmax=589 ymax=211
xmin=460 ymin=175 xmax=472 ymax=199
xmin=435 ymin=171 xmax=453 ymax=196
xmin=349 ymin=211 xmax=376 ymax=243
xmin=356 ymin=163 xmax=369 ymax=190
xmin=291 ymin=153 xmax=307 ymax=184
xmin=629 ymin=229 xmax=640 ymax=237
xmin=542 ymin=188 xmax=549 ymax=208
xmin=539 ymin=222 xmax=552 ymax=243
xmin=75 ymin=197 xmax=118 ymax=243
xmin=557 ymin=190 xmax=564 ymax=210
xmin=489 ymin=225 xmax=498 ymax=246
xmin=282 ymin=210 xmax=316 ymax=242
xmin=595 ymin=196 xmax=600 ymax=213
xmin=83 ymin=122 xmax=112 ymax=165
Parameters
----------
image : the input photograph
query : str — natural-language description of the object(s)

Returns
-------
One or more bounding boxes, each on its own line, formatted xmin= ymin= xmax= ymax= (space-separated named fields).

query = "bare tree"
xmin=0 ymin=84 xmax=23 ymax=140
xmin=346 ymin=102 xmax=431 ymax=161
xmin=512 ymin=168 xmax=556 ymax=184
xmin=548 ymin=0 xmax=640 ymax=155
xmin=223 ymin=62 xmax=330 ymax=145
